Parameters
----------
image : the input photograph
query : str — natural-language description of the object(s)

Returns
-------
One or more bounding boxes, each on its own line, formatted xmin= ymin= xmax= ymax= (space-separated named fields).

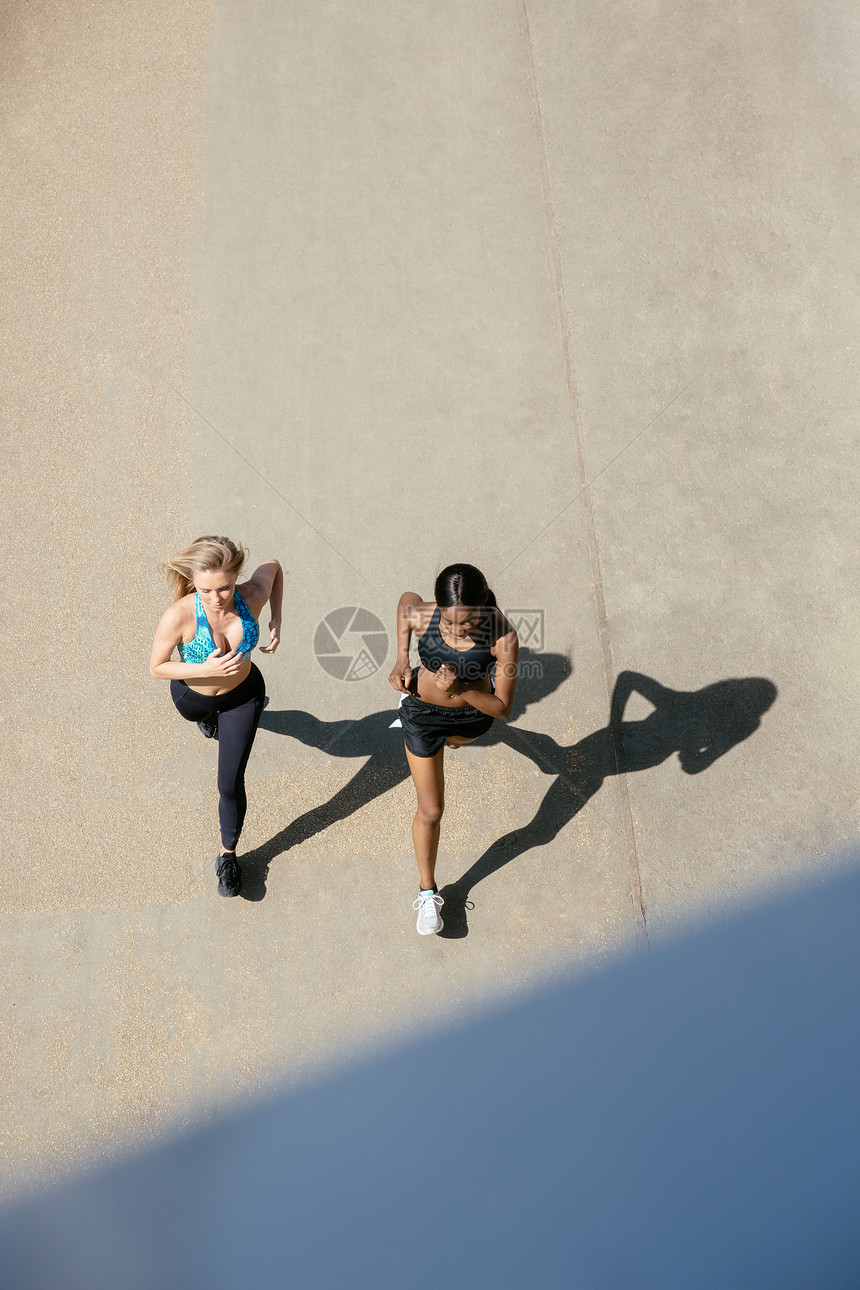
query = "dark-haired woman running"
xmin=388 ymin=563 xmax=518 ymax=935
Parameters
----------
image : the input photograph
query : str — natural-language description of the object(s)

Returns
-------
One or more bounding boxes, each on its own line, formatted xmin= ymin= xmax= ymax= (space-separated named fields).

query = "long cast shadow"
xmin=437 ymin=671 xmax=778 ymax=937
xmin=239 ymin=650 xmax=572 ymax=899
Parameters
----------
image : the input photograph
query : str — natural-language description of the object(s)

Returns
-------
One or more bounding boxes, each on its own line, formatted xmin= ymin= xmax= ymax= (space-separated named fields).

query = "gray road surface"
xmin=2 ymin=0 xmax=858 ymax=1196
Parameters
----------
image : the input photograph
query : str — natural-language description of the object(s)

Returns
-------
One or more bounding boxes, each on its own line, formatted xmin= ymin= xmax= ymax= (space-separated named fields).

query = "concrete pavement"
xmin=2 ymin=0 xmax=858 ymax=1197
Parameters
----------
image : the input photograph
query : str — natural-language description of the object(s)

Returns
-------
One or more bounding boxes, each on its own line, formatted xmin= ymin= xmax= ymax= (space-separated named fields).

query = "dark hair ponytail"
xmin=434 ymin=563 xmax=496 ymax=609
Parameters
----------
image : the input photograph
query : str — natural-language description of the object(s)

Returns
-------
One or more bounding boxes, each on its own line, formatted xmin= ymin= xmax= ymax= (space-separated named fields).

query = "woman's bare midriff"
xmin=185 ymin=656 xmax=253 ymax=697
xmin=414 ymin=665 xmax=492 ymax=708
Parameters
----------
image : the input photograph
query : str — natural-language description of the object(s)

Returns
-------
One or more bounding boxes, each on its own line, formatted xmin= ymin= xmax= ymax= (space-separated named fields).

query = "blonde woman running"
xmin=150 ymin=536 xmax=282 ymax=897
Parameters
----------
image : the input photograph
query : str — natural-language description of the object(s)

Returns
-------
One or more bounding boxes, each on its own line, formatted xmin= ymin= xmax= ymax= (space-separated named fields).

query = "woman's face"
xmin=440 ymin=605 xmax=482 ymax=639
xmin=194 ymin=568 xmax=237 ymax=614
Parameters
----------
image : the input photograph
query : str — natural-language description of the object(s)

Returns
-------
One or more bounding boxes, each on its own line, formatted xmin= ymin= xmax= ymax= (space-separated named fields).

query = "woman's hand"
xmin=259 ymin=619 xmax=281 ymax=654
xmin=432 ymin=664 xmax=459 ymax=695
xmin=388 ymin=654 xmax=413 ymax=694
xmin=205 ymin=647 xmax=246 ymax=677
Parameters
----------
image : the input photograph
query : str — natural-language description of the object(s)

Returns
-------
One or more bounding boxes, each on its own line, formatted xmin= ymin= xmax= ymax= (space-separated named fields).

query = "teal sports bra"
xmin=177 ymin=590 xmax=260 ymax=665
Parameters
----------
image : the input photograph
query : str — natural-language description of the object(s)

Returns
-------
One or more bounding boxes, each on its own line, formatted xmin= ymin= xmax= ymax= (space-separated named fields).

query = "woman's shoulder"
xmin=402 ymin=597 xmax=436 ymax=632
xmin=490 ymin=606 xmax=518 ymax=646
xmin=236 ymin=579 xmax=266 ymax=617
xmin=157 ymin=594 xmax=195 ymax=637
xmin=239 ymin=559 xmax=280 ymax=599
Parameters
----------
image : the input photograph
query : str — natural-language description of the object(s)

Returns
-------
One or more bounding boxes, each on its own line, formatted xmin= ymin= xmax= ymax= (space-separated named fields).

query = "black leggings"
xmin=170 ymin=663 xmax=266 ymax=851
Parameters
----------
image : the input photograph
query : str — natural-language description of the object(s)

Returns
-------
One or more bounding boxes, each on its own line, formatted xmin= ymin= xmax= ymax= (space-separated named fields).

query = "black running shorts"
xmin=398 ymin=693 xmax=493 ymax=758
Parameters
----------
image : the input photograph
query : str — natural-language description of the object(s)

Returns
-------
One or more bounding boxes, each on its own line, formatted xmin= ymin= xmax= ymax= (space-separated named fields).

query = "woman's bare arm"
xmin=388 ymin=592 xmax=425 ymax=694
xmin=456 ymin=623 xmax=519 ymax=719
xmin=242 ymin=559 xmax=283 ymax=654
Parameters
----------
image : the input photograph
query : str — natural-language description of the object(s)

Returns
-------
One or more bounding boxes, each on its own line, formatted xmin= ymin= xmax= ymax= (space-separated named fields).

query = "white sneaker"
xmin=413 ymin=889 xmax=444 ymax=935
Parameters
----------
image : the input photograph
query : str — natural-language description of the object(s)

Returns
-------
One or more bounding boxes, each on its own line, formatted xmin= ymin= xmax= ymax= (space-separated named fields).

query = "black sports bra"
xmin=417 ymin=606 xmax=496 ymax=681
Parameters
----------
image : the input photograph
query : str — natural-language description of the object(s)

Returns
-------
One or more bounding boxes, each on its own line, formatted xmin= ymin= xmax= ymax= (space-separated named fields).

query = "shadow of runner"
xmin=239 ymin=651 xmax=572 ymax=900
xmin=438 ymin=672 xmax=778 ymax=938
xmin=238 ymin=711 xmax=409 ymax=900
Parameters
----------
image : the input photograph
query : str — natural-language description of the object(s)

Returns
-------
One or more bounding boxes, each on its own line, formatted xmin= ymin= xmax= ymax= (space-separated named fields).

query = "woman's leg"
xmin=170 ymin=681 xmax=215 ymax=726
xmin=215 ymin=686 xmax=265 ymax=853
xmin=405 ymin=744 xmax=446 ymax=890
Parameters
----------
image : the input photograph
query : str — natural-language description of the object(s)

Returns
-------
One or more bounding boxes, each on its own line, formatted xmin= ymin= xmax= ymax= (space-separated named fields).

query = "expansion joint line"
xmin=518 ymin=0 xmax=648 ymax=948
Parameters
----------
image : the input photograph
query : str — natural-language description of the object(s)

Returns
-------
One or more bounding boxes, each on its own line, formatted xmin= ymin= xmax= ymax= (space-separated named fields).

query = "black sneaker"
xmin=197 ymin=718 xmax=219 ymax=741
xmin=216 ymin=853 xmax=242 ymax=897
